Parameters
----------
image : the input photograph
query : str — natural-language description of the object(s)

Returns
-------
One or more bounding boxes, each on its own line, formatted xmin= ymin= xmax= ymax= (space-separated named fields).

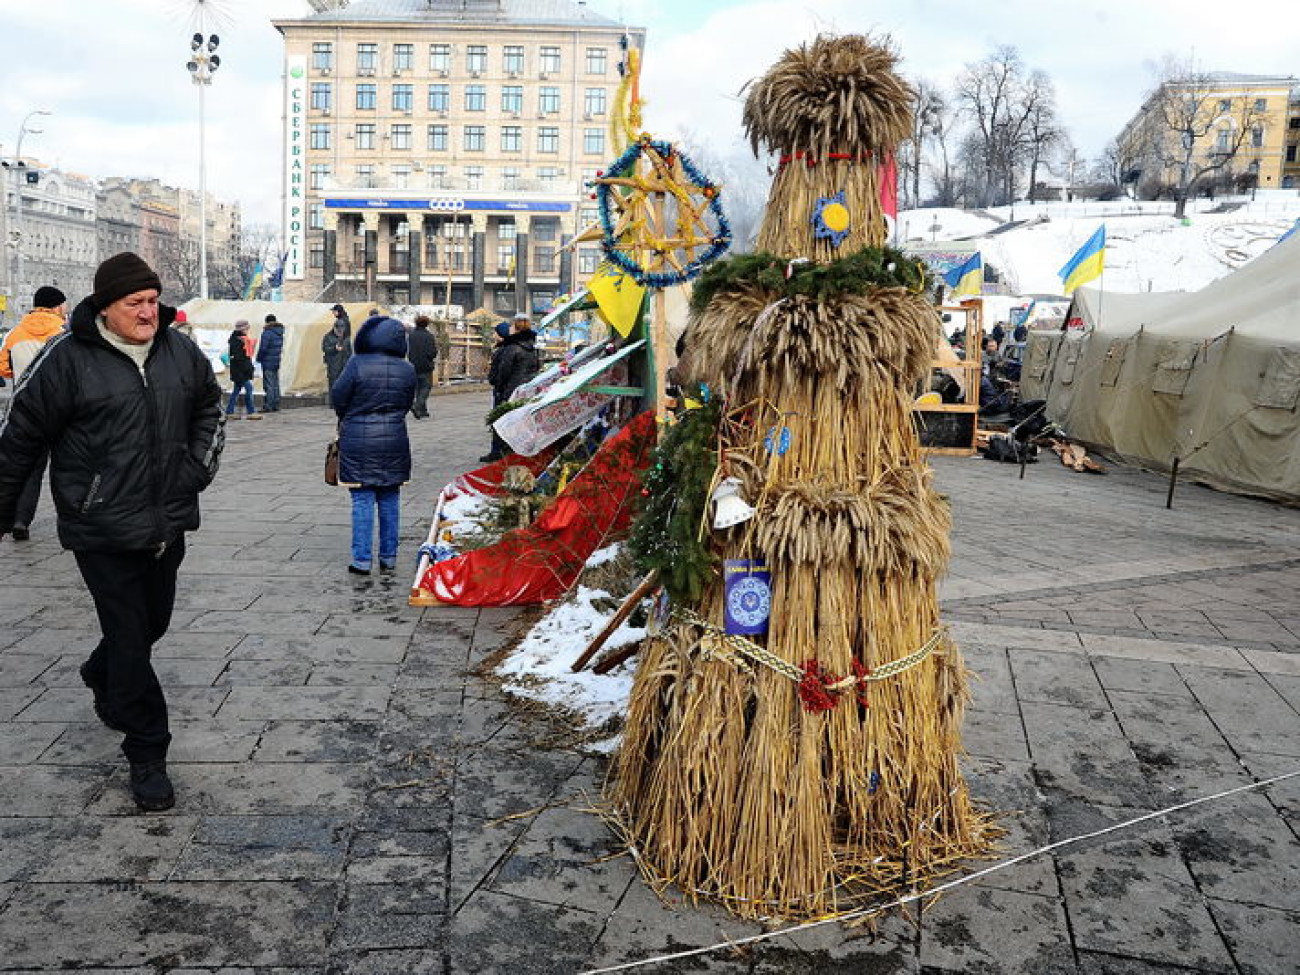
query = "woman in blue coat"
xmin=330 ymin=316 xmax=416 ymax=574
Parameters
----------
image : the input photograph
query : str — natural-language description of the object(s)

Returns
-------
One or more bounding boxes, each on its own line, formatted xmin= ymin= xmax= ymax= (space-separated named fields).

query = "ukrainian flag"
xmin=1059 ymin=226 xmax=1106 ymax=294
xmin=242 ymin=262 xmax=264 ymax=301
xmin=943 ymin=252 xmax=983 ymax=297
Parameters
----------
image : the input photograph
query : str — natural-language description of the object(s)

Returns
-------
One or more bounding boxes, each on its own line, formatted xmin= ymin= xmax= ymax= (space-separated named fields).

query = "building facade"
xmin=1116 ymin=72 xmax=1300 ymax=197
xmin=2 ymin=161 xmax=97 ymax=322
xmin=273 ymin=0 xmax=645 ymax=312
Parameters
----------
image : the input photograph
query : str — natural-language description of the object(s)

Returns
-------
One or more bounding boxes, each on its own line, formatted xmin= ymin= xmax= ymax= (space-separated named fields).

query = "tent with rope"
xmin=1020 ymin=232 xmax=1300 ymax=501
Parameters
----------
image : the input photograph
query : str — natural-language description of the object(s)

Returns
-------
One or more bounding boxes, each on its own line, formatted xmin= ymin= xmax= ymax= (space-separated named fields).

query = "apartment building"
xmin=1 ymin=162 xmax=98 ymax=321
xmin=273 ymin=0 xmax=644 ymax=312
xmin=1116 ymin=72 xmax=1299 ymax=196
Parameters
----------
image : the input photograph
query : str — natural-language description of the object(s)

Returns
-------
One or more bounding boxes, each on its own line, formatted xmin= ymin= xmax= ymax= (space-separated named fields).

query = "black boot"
xmin=79 ymin=662 xmax=127 ymax=733
xmin=129 ymin=760 xmax=175 ymax=812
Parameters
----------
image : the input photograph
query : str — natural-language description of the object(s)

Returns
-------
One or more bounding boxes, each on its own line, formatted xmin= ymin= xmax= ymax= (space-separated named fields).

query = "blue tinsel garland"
xmin=592 ymin=139 xmax=732 ymax=288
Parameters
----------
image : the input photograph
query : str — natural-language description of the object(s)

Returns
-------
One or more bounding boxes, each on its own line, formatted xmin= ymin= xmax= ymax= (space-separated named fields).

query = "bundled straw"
xmin=611 ymin=33 xmax=994 ymax=921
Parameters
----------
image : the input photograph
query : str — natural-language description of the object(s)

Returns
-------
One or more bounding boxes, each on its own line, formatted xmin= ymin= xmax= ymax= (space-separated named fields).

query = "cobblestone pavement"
xmin=1 ymin=391 xmax=1298 ymax=974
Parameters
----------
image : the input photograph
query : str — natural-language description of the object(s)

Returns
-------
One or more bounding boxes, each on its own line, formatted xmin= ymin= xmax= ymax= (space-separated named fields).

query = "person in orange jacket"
xmin=0 ymin=285 xmax=68 ymax=539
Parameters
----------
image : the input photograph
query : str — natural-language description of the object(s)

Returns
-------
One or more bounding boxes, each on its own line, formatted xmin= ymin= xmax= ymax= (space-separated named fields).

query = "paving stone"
xmin=83 ymin=761 xmax=370 ymax=816
xmin=217 ymin=686 xmax=389 ymax=722
xmin=1020 ymin=702 xmax=1153 ymax=809
xmin=255 ymin=719 xmax=383 ymax=763
xmin=24 ymin=816 xmax=199 ymax=882
xmin=232 ymin=633 xmax=408 ymax=664
xmin=0 ymin=882 xmax=336 ymax=969
xmin=452 ymin=744 xmax=585 ymax=823
xmin=588 ymin=878 xmax=764 ymax=973
xmin=0 ymin=722 xmax=63 ymax=763
xmin=0 ymin=763 xmax=109 ymax=816
xmin=1178 ymin=666 xmax=1300 ymax=757
xmin=215 ymin=659 xmax=315 ymax=686
xmin=444 ymin=890 xmax=601 ymax=974
xmin=1206 ymin=898 xmax=1300 ymax=975
xmin=172 ymin=814 xmax=349 ymax=881
xmin=1009 ymin=648 xmax=1109 ymax=709
xmin=1058 ymin=829 xmax=1235 ymax=972
xmin=964 ymin=758 xmax=1056 ymax=898
xmin=920 ymin=885 xmax=1074 ymax=974
xmin=0 ymin=652 xmax=55 ymax=687
xmin=486 ymin=804 xmax=631 ymax=912
xmin=1090 ymin=657 xmax=1189 ymax=697
xmin=1173 ymin=790 xmax=1300 ymax=912
xmin=762 ymin=911 xmax=919 ymax=973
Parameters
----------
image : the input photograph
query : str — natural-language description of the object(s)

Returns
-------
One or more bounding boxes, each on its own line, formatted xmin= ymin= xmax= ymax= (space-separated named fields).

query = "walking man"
xmin=0 ymin=285 xmax=67 ymax=540
xmin=257 ymin=313 xmax=285 ymax=412
xmin=406 ymin=314 xmax=437 ymax=419
xmin=0 ymin=252 xmax=225 ymax=811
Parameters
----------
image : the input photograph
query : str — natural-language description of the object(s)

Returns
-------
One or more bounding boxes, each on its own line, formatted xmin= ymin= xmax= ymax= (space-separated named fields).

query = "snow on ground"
xmin=901 ymin=192 xmax=1300 ymax=297
xmin=495 ymin=580 xmax=645 ymax=751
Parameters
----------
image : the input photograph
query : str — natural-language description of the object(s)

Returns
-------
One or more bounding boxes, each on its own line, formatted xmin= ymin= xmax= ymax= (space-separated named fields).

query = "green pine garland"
xmin=627 ymin=395 xmax=723 ymax=605
xmin=689 ymin=245 xmax=929 ymax=316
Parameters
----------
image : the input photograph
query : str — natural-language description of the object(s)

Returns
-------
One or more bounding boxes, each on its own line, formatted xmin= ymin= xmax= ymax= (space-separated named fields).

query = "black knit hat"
xmin=33 ymin=285 xmax=66 ymax=309
xmin=265 ymin=314 xmax=279 ymax=324
xmin=92 ymin=252 xmax=162 ymax=310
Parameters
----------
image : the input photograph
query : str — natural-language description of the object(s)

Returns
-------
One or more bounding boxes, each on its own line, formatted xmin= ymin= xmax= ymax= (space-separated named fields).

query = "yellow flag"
xmin=587 ymin=262 xmax=645 ymax=338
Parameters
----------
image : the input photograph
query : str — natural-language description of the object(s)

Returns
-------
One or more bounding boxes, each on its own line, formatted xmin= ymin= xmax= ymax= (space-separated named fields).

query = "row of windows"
xmin=306 ymin=162 xmax=597 ymax=190
xmin=308 ymin=122 xmax=606 ymax=154
xmin=310 ymin=82 xmax=607 ymax=117
xmin=311 ymin=41 xmax=610 ymax=76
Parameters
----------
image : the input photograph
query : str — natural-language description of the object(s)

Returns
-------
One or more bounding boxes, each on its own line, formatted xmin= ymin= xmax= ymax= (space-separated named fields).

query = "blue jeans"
xmin=350 ymin=486 xmax=400 ymax=569
xmin=262 ymin=369 xmax=280 ymax=411
xmin=226 ymin=381 xmax=256 ymax=414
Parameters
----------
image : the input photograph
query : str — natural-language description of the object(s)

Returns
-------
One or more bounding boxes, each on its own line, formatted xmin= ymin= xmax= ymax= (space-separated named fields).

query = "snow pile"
xmin=495 ymin=570 xmax=645 ymax=751
xmin=900 ymin=195 xmax=1300 ymax=296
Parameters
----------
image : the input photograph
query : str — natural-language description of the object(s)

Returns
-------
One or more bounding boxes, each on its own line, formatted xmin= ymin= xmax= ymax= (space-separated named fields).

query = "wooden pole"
xmin=571 ymin=570 xmax=659 ymax=672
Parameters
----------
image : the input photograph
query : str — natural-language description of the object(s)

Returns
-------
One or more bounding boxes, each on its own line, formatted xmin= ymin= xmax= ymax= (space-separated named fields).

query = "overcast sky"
xmin=1 ymin=0 xmax=1296 ymax=233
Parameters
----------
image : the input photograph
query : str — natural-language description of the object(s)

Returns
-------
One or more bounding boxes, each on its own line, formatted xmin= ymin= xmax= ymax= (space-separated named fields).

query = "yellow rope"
xmin=674 ymin=606 xmax=943 ymax=686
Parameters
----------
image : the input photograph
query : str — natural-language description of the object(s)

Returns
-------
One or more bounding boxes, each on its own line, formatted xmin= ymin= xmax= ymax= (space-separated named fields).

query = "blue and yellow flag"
xmin=943 ymin=252 xmax=983 ymax=297
xmin=242 ymin=262 xmax=264 ymax=301
xmin=1059 ymin=226 xmax=1106 ymax=294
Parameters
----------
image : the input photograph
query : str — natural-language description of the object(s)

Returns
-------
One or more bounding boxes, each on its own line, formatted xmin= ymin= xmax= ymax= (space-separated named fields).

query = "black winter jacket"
xmin=0 ymin=297 xmax=225 ymax=551
xmin=491 ymin=328 xmax=540 ymax=402
xmin=406 ymin=325 xmax=437 ymax=373
xmin=228 ymin=330 xmax=254 ymax=384
xmin=331 ymin=317 xmax=416 ymax=487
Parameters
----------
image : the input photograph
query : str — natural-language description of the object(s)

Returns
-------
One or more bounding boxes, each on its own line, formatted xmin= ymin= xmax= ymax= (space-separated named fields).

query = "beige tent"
xmin=1021 ymin=233 xmax=1300 ymax=500
xmin=177 ymin=301 xmax=377 ymax=397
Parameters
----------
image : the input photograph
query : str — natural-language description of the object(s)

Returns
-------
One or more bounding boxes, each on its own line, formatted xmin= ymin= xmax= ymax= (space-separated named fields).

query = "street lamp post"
xmin=187 ymin=31 xmax=221 ymax=300
xmin=8 ymin=109 xmax=52 ymax=309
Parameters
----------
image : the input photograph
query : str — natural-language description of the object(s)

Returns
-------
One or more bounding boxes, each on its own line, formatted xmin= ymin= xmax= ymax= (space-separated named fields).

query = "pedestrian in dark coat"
xmin=323 ymin=320 xmax=352 ymax=391
xmin=330 ymin=303 xmax=352 ymax=337
xmin=0 ymin=251 xmax=224 ymax=812
xmin=493 ymin=313 xmax=542 ymax=404
xmin=406 ymin=315 xmax=437 ymax=419
xmin=330 ymin=316 xmax=416 ymax=575
xmin=225 ymin=320 xmax=257 ymax=416
xmin=257 ymin=314 xmax=285 ymax=411
xmin=481 ymin=320 xmax=513 ymax=462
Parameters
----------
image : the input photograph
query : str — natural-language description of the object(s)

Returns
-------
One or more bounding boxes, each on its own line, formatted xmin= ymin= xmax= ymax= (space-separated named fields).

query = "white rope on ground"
xmin=581 ymin=768 xmax=1300 ymax=974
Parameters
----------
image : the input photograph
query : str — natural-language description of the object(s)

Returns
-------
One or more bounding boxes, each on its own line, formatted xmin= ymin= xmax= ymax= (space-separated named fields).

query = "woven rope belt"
xmin=674 ymin=606 xmax=945 ymax=712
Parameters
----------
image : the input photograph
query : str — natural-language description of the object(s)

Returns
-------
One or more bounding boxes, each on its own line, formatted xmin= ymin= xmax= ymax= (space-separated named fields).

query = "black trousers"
xmin=74 ymin=539 xmax=185 ymax=763
xmin=13 ymin=449 xmax=47 ymax=528
xmin=412 ymin=372 xmax=432 ymax=417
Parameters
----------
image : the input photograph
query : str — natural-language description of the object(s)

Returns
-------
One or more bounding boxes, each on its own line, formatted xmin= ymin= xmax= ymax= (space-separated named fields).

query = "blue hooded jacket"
xmin=330 ymin=316 xmax=416 ymax=487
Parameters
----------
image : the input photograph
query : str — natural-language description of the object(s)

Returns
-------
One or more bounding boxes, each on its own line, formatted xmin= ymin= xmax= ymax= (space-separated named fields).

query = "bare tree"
xmin=674 ymin=129 xmax=770 ymax=254
xmin=899 ymin=79 xmax=945 ymax=210
xmin=954 ymin=47 xmax=1062 ymax=209
xmin=1022 ymin=72 xmax=1064 ymax=204
xmin=1125 ymin=57 xmax=1267 ymax=218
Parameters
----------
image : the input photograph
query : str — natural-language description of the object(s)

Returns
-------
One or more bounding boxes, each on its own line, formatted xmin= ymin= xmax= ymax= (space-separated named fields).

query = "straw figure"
xmin=613 ymin=34 xmax=994 ymax=919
